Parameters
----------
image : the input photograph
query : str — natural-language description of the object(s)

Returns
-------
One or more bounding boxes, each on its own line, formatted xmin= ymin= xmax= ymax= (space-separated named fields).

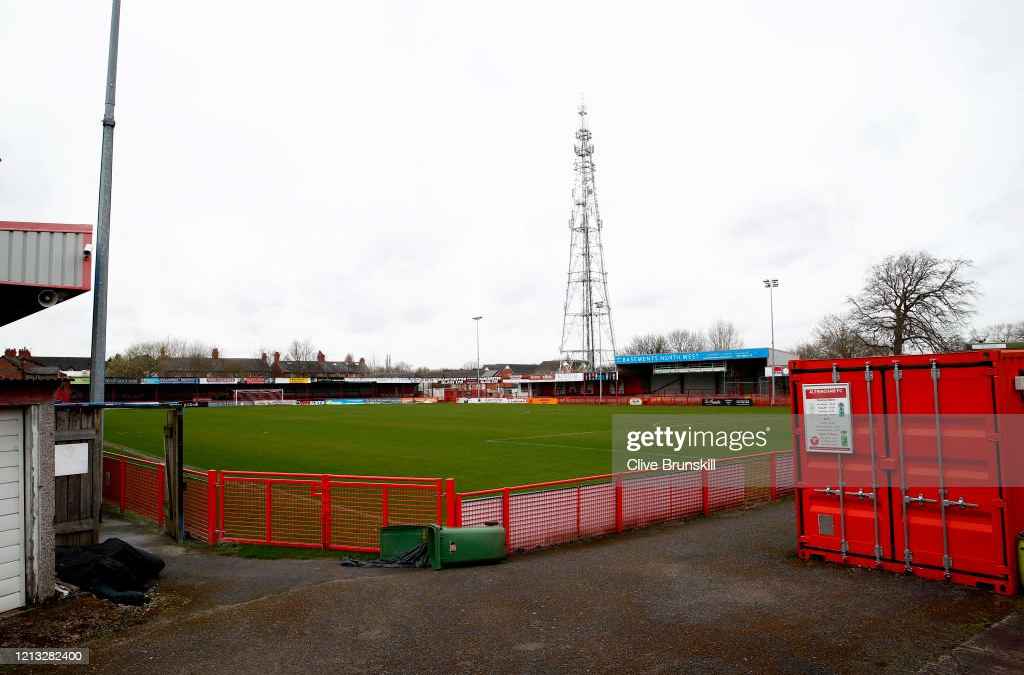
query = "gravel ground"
xmin=80 ymin=502 xmax=1021 ymax=674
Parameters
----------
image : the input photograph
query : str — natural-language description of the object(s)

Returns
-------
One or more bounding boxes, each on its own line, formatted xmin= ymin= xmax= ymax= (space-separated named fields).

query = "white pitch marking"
xmin=487 ymin=440 xmax=607 ymax=451
xmin=485 ymin=430 xmax=603 ymax=444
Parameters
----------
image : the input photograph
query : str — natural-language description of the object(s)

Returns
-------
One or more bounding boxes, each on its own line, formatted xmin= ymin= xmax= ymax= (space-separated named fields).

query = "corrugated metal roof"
xmin=0 ymin=221 xmax=92 ymax=290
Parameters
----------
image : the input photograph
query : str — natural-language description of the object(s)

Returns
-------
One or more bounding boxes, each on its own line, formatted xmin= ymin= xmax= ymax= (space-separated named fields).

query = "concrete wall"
xmin=24 ymin=403 xmax=55 ymax=604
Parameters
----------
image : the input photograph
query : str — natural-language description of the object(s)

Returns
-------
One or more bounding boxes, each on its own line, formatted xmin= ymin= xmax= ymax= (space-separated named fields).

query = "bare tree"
xmin=796 ymin=314 xmax=875 ymax=359
xmin=666 ymin=328 xmax=708 ymax=352
xmin=622 ymin=333 xmax=669 ymax=355
xmin=106 ymin=350 xmax=157 ymax=378
xmin=972 ymin=321 xmax=1024 ymax=344
xmin=391 ymin=361 xmax=414 ymax=374
xmin=285 ymin=338 xmax=316 ymax=361
xmin=706 ymin=320 xmax=743 ymax=350
xmin=848 ymin=252 xmax=978 ymax=355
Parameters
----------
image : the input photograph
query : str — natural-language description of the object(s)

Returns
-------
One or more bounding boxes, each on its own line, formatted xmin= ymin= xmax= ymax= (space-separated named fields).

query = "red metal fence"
xmin=456 ymin=452 xmax=794 ymax=553
xmin=214 ymin=471 xmax=445 ymax=552
xmin=556 ymin=394 xmax=783 ymax=407
xmin=103 ymin=452 xmax=447 ymax=553
xmin=102 ymin=451 xmax=793 ymax=555
xmin=102 ymin=452 xmax=165 ymax=526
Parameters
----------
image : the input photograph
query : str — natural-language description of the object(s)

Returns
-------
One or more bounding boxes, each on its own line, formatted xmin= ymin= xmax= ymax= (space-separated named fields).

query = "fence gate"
xmin=215 ymin=472 xmax=444 ymax=552
xmin=54 ymin=406 xmax=101 ymax=546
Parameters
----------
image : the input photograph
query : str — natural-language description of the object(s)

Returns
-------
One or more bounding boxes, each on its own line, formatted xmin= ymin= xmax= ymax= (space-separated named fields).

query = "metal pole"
xmin=473 ymin=316 xmax=482 ymax=399
xmin=89 ymin=0 xmax=121 ymax=404
xmin=769 ymin=284 xmax=775 ymax=406
xmin=763 ymin=279 xmax=778 ymax=406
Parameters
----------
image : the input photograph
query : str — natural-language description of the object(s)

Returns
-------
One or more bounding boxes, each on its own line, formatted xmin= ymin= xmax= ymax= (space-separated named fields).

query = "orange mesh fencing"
xmin=459 ymin=452 xmax=795 ymax=555
xmin=102 ymin=453 xmax=164 ymax=526
xmin=216 ymin=472 xmax=443 ymax=552
xmin=183 ymin=469 xmax=211 ymax=543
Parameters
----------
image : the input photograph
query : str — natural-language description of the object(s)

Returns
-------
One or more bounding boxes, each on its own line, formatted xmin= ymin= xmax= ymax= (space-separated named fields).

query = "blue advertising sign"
xmin=615 ymin=348 xmax=769 ymax=365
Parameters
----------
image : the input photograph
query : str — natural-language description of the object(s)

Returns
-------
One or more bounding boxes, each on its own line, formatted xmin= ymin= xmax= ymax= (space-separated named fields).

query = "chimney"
xmin=273 ymin=351 xmax=280 ymax=365
xmin=317 ymin=350 xmax=325 ymax=363
xmin=4 ymin=348 xmax=15 ymax=358
xmin=17 ymin=348 xmax=31 ymax=359
xmin=260 ymin=352 xmax=268 ymax=364
xmin=212 ymin=347 xmax=220 ymax=359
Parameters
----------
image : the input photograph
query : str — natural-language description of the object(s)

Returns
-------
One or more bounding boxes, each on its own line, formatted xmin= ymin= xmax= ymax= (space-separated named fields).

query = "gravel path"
xmin=86 ymin=502 xmax=1022 ymax=674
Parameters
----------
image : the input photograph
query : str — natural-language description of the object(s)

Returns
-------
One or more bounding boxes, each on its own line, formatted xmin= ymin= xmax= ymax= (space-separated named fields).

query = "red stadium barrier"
xmin=456 ymin=451 xmax=794 ymax=554
xmin=102 ymin=452 xmax=165 ymax=526
xmin=103 ymin=450 xmax=794 ymax=555
xmin=556 ymin=394 xmax=785 ymax=407
xmin=215 ymin=471 xmax=443 ymax=552
xmin=104 ymin=452 xmax=446 ymax=553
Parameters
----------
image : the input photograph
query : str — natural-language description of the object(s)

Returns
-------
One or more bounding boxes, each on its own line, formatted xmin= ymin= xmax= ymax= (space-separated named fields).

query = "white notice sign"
xmin=802 ymin=383 xmax=853 ymax=454
xmin=55 ymin=442 xmax=89 ymax=476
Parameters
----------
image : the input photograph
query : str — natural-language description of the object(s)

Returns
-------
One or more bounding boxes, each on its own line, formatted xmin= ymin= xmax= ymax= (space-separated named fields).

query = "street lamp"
xmin=763 ymin=279 xmax=779 ymax=406
xmin=472 ymin=316 xmax=483 ymax=399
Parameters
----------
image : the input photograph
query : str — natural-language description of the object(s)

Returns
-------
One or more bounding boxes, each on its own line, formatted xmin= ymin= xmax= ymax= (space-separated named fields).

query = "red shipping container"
xmin=789 ymin=349 xmax=1024 ymax=595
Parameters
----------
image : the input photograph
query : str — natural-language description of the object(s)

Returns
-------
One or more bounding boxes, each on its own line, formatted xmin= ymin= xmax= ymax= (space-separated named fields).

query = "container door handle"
xmin=814 ymin=486 xmax=841 ymax=497
xmin=942 ymin=496 xmax=978 ymax=509
xmin=844 ymin=489 xmax=875 ymax=500
xmin=904 ymin=493 xmax=937 ymax=506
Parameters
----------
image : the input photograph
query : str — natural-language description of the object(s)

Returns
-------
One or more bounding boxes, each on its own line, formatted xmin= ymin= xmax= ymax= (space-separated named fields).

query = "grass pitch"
xmin=103 ymin=404 xmax=786 ymax=491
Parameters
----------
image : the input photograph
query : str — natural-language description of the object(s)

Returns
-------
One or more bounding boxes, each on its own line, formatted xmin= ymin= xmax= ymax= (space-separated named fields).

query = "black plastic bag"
xmin=55 ymin=538 xmax=165 ymax=604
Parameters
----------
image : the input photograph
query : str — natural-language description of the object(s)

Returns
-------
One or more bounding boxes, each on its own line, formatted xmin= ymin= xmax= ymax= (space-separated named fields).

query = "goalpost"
xmin=233 ymin=389 xmax=286 ymax=406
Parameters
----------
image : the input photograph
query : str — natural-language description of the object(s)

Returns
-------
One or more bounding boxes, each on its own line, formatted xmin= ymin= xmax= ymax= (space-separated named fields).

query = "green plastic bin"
xmin=380 ymin=525 xmax=433 ymax=560
xmin=379 ymin=524 xmax=506 ymax=569
xmin=429 ymin=524 xmax=506 ymax=570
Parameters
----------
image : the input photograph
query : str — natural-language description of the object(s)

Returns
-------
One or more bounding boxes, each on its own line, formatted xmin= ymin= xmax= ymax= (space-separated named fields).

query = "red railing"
xmin=102 ymin=452 xmax=165 ymax=526
xmin=456 ymin=451 xmax=794 ymax=554
xmin=214 ymin=471 xmax=444 ymax=552
xmin=103 ymin=454 xmax=448 ymax=553
xmin=102 ymin=450 xmax=794 ymax=555
xmin=556 ymin=394 xmax=786 ymax=407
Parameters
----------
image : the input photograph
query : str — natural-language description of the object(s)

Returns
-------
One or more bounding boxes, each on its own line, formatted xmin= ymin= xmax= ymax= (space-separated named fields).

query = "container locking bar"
xmin=904 ymin=493 xmax=937 ymax=505
xmin=943 ymin=496 xmax=978 ymax=509
xmin=845 ymin=489 xmax=875 ymax=500
xmin=832 ymin=365 xmax=848 ymax=558
xmin=931 ymin=360 xmax=952 ymax=579
xmin=814 ymin=486 xmax=842 ymax=497
xmin=894 ymin=363 xmax=913 ymax=571
xmin=865 ymin=363 xmax=883 ymax=563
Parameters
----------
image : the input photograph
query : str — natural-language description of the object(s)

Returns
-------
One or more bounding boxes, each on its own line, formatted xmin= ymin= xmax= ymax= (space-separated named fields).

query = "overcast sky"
xmin=2 ymin=1 xmax=1021 ymax=367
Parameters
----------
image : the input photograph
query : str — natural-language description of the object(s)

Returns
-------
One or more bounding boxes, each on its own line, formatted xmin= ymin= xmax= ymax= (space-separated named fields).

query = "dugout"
xmin=615 ymin=348 xmax=795 ymax=397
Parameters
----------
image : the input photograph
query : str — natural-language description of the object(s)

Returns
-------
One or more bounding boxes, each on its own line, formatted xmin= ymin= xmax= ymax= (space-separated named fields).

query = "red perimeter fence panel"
xmin=458 ymin=451 xmax=795 ymax=554
xmin=102 ymin=452 xmax=165 ymax=526
xmin=555 ymin=394 xmax=786 ymax=407
xmin=216 ymin=470 xmax=444 ymax=553
xmin=102 ymin=448 xmax=797 ymax=555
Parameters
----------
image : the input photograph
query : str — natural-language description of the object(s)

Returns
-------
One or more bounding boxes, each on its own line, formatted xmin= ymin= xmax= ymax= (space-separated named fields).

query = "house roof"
xmin=34 ymin=356 xmax=92 ymax=372
xmin=0 ymin=350 xmax=64 ymax=381
xmin=158 ymin=357 xmax=270 ymax=376
xmin=276 ymin=360 xmax=363 ymax=376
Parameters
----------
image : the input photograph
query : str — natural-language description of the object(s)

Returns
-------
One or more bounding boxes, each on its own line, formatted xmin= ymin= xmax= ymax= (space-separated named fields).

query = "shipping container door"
xmin=885 ymin=362 xmax=1005 ymax=578
xmin=796 ymin=367 xmax=892 ymax=563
